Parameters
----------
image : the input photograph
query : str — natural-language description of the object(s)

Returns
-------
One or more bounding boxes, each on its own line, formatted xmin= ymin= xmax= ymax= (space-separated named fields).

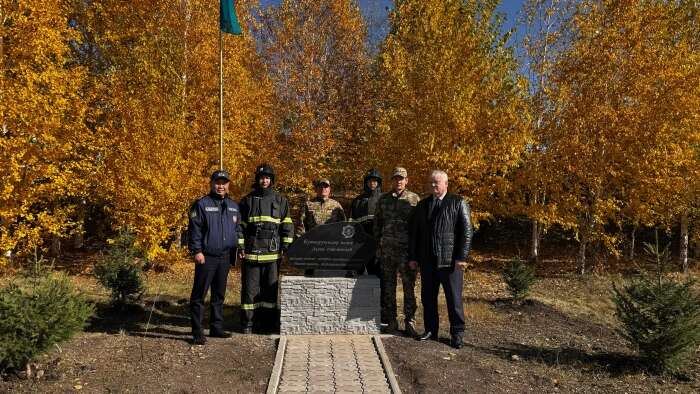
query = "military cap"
xmin=391 ymin=167 xmax=408 ymax=178
xmin=315 ymin=178 xmax=331 ymax=187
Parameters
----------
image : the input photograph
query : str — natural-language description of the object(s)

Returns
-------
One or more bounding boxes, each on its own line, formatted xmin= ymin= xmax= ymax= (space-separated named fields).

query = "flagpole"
xmin=219 ymin=28 xmax=224 ymax=170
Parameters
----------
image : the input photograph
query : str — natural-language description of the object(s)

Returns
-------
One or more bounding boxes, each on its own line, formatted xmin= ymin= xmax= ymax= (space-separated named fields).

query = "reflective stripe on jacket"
xmin=239 ymin=188 xmax=294 ymax=262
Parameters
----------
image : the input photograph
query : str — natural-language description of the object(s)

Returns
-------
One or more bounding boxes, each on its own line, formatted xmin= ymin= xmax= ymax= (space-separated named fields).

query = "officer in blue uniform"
xmin=188 ymin=170 xmax=242 ymax=345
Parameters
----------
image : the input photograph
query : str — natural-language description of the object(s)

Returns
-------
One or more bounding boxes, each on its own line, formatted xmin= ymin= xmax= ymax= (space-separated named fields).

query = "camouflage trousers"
xmin=379 ymin=246 xmax=417 ymax=325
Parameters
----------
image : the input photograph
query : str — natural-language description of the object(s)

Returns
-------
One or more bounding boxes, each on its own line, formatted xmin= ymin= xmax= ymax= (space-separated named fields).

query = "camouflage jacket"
xmin=296 ymin=197 xmax=346 ymax=237
xmin=374 ymin=189 xmax=420 ymax=246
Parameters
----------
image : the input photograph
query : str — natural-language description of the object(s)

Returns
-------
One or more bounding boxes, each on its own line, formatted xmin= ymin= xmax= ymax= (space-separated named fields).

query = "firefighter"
xmin=238 ymin=164 xmax=294 ymax=333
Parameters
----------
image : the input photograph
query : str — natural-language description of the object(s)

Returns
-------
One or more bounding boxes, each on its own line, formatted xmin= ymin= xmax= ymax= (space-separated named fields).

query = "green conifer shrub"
xmin=613 ymin=240 xmax=700 ymax=374
xmin=502 ymin=258 xmax=536 ymax=303
xmin=94 ymin=231 xmax=145 ymax=304
xmin=0 ymin=275 xmax=93 ymax=372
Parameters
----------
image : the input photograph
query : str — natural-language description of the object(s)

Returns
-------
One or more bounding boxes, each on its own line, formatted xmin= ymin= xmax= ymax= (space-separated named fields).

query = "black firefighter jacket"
xmin=239 ymin=187 xmax=294 ymax=263
xmin=408 ymin=193 xmax=473 ymax=269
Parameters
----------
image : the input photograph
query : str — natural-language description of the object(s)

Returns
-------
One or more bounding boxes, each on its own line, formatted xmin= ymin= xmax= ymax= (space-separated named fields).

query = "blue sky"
xmin=257 ymin=0 xmax=526 ymax=46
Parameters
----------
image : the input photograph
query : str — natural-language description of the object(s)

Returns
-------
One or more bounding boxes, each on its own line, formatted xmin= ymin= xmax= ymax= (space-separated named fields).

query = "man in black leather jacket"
xmin=408 ymin=170 xmax=473 ymax=349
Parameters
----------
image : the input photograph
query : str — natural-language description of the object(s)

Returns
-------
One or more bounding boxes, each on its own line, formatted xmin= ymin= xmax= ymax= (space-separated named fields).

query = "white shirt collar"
xmin=433 ymin=192 xmax=447 ymax=201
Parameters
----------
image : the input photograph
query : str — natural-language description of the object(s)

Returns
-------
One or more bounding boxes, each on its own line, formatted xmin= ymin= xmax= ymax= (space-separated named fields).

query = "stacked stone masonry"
xmin=280 ymin=276 xmax=381 ymax=335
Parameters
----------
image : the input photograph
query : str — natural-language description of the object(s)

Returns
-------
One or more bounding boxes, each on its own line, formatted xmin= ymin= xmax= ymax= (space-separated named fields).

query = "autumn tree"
xmin=77 ymin=0 xmax=273 ymax=260
xmin=378 ymin=0 xmax=531 ymax=221
xmin=511 ymin=0 xmax=576 ymax=262
xmin=0 ymin=0 xmax=96 ymax=264
xmin=254 ymin=0 xmax=378 ymax=191
xmin=541 ymin=0 xmax=700 ymax=273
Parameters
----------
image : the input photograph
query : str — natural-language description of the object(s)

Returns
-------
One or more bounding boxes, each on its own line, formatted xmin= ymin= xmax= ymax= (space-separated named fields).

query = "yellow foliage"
xmin=77 ymin=0 xmax=274 ymax=259
xmin=0 ymin=0 xmax=95 ymax=263
xmin=541 ymin=0 xmax=700 ymax=257
xmin=255 ymin=0 xmax=378 ymax=191
xmin=378 ymin=0 xmax=531 ymax=217
xmin=2 ymin=0 xmax=698 ymax=268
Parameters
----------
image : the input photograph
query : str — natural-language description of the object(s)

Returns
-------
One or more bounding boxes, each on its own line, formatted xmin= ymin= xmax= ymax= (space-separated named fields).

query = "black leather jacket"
xmin=408 ymin=193 xmax=473 ymax=269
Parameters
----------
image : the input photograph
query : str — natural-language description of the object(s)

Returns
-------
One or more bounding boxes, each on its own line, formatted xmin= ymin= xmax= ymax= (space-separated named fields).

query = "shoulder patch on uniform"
xmin=205 ymin=207 xmax=220 ymax=212
xmin=190 ymin=210 xmax=197 ymax=218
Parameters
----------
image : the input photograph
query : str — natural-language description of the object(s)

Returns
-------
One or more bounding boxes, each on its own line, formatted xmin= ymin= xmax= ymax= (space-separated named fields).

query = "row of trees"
xmin=1 ymin=0 xmax=698 ymax=271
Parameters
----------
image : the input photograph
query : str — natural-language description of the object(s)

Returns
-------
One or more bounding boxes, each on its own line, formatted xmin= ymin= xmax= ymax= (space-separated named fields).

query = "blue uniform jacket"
xmin=188 ymin=193 xmax=242 ymax=257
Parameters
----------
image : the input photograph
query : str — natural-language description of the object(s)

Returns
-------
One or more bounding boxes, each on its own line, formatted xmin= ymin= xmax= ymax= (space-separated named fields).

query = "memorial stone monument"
xmin=280 ymin=222 xmax=381 ymax=335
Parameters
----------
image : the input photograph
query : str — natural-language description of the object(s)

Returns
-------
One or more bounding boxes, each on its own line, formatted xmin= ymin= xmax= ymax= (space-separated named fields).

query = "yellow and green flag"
xmin=220 ymin=0 xmax=242 ymax=35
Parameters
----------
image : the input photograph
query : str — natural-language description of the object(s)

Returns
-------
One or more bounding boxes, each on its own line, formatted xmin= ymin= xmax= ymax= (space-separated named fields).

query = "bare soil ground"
xmin=0 ymin=268 xmax=276 ymax=394
xmin=1 ymin=255 xmax=698 ymax=393
xmin=387 ymin=266 xmax=700 ymax=394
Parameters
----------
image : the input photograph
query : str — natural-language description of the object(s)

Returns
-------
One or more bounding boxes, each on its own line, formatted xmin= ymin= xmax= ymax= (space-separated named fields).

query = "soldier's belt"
xmin=350 ymin=215 xmax=375 ymax=222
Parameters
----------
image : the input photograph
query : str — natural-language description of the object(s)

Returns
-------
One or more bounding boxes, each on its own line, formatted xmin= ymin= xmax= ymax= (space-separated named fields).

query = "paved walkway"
xmin=271 ymin=336 xmax=397 ymax=394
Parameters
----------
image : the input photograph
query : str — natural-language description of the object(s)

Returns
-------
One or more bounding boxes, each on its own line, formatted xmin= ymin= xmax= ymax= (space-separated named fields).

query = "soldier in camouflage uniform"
xmin=374 ymin=167 xmax=420 ymax=335
xmin=296 ymin=178 xmax=346 ymax=237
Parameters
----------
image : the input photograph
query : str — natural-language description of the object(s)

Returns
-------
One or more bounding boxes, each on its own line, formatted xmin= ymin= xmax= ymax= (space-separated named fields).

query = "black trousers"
xmin=241 ymin=261 xmax=279 ymax=329
xmin=420 ymin=262 xmax=465 ymax=335
xmin=190 ymin=253 xmax=231 ymax=335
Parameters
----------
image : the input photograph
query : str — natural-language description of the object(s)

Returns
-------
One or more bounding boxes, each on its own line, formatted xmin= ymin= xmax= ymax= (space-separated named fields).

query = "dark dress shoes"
xmin=192 ymin=335 xmax=207 ymax=345
xmin=450 ymin=334 xmax=464 ymax=349
xmin=416 ymin=331 xmax=437 ymax=341
xmin=209 ymin=330 xmax=232 ymax=338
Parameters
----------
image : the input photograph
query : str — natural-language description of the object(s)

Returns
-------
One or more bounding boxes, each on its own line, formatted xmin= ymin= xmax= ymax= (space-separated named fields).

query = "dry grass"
xmin=463 ymin=300 xmax=501 ymax=323
xmin=530 ymin=275 xmax=619 ymax=327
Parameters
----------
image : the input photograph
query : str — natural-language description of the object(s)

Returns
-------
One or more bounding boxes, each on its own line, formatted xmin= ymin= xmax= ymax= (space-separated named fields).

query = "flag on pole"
xmin=220 ymin=0 xmax=242 ymax=35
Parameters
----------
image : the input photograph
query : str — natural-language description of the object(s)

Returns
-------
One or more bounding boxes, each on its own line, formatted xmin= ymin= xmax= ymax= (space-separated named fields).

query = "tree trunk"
xmin=680 ymin=212 xmax=689 ymax=273
xmin=181 ymin=0 xmax=190 ymax=123
xmin=529 ymin=219 xmax=539 ymax=262
xmin=178 ymin=226 xmax=188 ymax=249
xmin=72 ymin=231 xmax=84 ymax=249
xmin=629 ymin=224 xmax=636 ymax=260
xmin=50 ymin=235 xmax=61 ymax=257
xmin=578 ymin=235 xmax=587 ymax=275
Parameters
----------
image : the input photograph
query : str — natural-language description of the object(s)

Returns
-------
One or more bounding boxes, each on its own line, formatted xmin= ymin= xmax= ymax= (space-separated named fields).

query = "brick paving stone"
xmin=281 ymin=372 xmax=308 ymax=379
xmin=278 ymin=385 xmax=307 ymax=392
xmin=283 ymin=367 xmax=308 ymax=374
xmin=358 ymin=367 xmax=383 ymax=374
xmin=360 ymin=373 xmax=388 ymax=380
xmin=335 ymin=380 xmax=362 ymax=387
xmin=280 ymin=376 xmax=308 ymax=382
xmin=334 ymin=372 xmax=360 ymax=379
xmin=276 ymin=336 xmax=394 ymax=394
xmin=280 ymin=380 xmax=307 ymax=387
xmin=363 ymin=388 xmax=391 ymax=394
xmin=308 ymin=375 xmax=333 ymax=381
xmin=280 ymin=376 xmax=307 ymax=383
xmin=333 ymin=388 xmax=363 ymax=394
xmin=334 ymin=368 xmax=358 ymax=372
xmin=308 ymin=385 xmax=335 ymax=391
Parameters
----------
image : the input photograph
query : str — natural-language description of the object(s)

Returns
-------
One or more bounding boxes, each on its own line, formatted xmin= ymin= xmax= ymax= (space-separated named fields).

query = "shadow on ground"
xmin=468 ymin=342 xmax=642 ymax=376
xmin=85 ymin=295 xmax=245 ymax=342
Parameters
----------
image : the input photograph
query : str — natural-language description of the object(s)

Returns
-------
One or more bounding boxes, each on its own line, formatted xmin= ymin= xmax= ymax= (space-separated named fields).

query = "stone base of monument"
xmin=280 ymin=275 xmax=381 ymax=335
